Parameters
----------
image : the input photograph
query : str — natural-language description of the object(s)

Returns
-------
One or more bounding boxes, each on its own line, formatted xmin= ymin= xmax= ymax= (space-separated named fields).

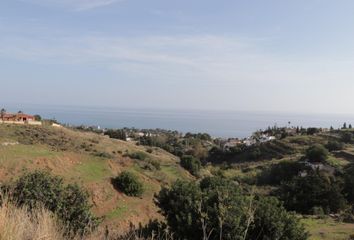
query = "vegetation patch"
xmin=112 ymin=171 xmax=144 ymax=197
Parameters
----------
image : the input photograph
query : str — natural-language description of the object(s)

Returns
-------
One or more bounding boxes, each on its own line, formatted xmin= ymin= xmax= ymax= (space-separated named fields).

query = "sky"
xmin=1 ymin=0 xmax=354 ymax=114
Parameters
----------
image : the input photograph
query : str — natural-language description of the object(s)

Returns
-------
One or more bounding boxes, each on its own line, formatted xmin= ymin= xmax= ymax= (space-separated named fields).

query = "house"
xmin=2 ymin=113 xmax=35 ymax=122
xmin=259 ymin=134 xmax=276 ymax=143
xmin=223 ymin=138 xmax=242 ymax=151
xmin=1 ymin=112 xmax=41 ymax=125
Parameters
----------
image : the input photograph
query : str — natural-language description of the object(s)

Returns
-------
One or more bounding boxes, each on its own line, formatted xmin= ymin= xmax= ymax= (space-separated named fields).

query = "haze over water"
xmin=5 ymin=104 xmax=354 ymax=138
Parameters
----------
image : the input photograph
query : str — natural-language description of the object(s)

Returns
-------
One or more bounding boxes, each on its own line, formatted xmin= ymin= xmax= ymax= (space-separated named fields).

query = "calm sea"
xmin=4 ymin=105 xmax=354 ymax=138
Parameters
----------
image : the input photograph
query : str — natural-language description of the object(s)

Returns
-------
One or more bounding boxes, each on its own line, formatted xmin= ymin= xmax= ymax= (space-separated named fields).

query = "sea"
xmin=4 ymin=104 xmax=354 ymax=138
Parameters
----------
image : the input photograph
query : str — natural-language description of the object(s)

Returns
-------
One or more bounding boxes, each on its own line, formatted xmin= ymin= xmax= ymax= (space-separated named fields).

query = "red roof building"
xmin=1 ymin=113 xmax=35 ymax=122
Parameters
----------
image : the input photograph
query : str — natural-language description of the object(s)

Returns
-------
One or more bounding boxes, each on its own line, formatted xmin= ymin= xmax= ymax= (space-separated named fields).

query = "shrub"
xmin=325 ymin=140 xmax=344 ymax=152
xmin=248 ymin=197 xmax=308 ymax=240
xmin=342 ymin=132 xmax=353 ymax=143
xmin=180 ymin=155 xmax=201 ymax=176
xmin=147 ymin=159 xmax=161 ymax=170
xmin=258 ymin=160 xmax=306 ymax=185
xmin=94 ymin=151 xmax=113 ymax=158
xmin=8 ymin=171 xmax=99 ymax=235
xmin=306 ymin=144 xmax=328 ymax=162
xmin=156 ymin=177 xmax=308 ymax=240
xmin=277 ymin=172 xmax=347 ymax=214
xmin=104 ymin=129 xmax=127 ymax=141
xmin=112 ymin=171 xmax=144 ymax=197
xmin=344 ymin=164 xmax=354 ymax=203
xmin=128 ymin=151 xmax=148 ymax=161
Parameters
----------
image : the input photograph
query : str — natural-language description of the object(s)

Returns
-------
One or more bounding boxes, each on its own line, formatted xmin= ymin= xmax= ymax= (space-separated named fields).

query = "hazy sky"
xmin=1 ymin=0 xmax=354 ymax=114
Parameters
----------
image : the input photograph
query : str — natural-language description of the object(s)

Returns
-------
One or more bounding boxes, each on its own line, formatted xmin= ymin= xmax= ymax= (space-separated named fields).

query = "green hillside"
xmin=0 ymin=124 xmax=191 ymax=231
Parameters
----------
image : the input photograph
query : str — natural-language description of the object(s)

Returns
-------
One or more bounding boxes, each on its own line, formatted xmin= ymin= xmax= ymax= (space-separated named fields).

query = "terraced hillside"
xmin=0 ymin=124 xmax=192 ymax=231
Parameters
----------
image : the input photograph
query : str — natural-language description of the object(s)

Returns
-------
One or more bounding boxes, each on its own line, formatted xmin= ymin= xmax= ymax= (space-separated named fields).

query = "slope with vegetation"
xmin=0 ymin=124 xmax=191 ymax=232
xmin=2 ymin=123 xmax=354 ymax=239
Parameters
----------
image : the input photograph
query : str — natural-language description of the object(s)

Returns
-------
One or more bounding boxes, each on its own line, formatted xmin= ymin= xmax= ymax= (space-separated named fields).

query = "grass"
xmin=0 ymin=144 xmax=58 ymax=162
xmin=0 ymin=198 xmax=65 ymax=240
xmin=326 ymin=155 xmax=350 ymax=168
xmin=302 ymin=217 xmax=354 ymax=240
xmin=106 ymin=205 xmax=129 ymax=219
xmin=73 ymin=156 xmax=111 ymax=182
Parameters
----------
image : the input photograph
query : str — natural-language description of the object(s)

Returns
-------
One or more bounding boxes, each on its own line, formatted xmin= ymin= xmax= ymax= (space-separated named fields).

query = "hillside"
xmin=0 ymin=124 xmax=192 ymax=231
xmin=3 ymin=124 xmax=354 ymax=239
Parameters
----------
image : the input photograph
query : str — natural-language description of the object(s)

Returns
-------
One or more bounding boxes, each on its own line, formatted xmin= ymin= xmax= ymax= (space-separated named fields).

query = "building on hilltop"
xmin=1 ymin=112 xmax=41 ymax=125
xmin=2 ymin=113 xmax=35 ymax=122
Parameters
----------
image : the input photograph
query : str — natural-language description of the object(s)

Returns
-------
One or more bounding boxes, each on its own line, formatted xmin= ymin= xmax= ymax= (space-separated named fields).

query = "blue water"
xmin=4 ymin=104 xmax=354 ymax=138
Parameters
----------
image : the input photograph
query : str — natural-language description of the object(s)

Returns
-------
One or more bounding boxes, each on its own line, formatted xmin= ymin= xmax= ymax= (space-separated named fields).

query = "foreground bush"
xmin=156 ymin=177 xmax=308 ymax=240
xmin=258 ymin=160 xmax=306 ymax=185
xmin=112 ymin=171 xmax=144 ymax=197
xmin=277 ymin=172 xmax=347 ymax=214
xmin=6 ymin=171 xmax=99 ymax=236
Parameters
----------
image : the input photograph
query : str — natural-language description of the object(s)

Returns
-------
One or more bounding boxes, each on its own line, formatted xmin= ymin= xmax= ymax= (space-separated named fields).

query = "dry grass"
xmin=0 ymin=198 xmax=173 ymax=240
xmin=0 ymin=199 xmax=65 ymax=240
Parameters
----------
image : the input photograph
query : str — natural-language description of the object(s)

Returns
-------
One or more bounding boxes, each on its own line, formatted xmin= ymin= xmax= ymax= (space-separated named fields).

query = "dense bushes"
xmin=277 ymin=172 xmax=347 ymax=214
xmin=207 ymin=140 xmax=294 ymax=164
xmin=344 ymin=164 xmax=354 ymax=204
xmin=156 ymin=177 xmax=308 ymax=240
xmin=180 ymin=155 xmax=201 ymax=176
xmin=5 ymin=171 xmax=98 ymax=235
xmin=258 ymin=160 xmax=306 ymax=185
xmin=104 ymin=129 xmax=127 ymax=140
xmin=341 ymin=132 xmax=353 ymax=143
xmin=112 ymin=171 xmax=144 ymax=197
xmin=306 ymin=144 xmax=328 ymax=162
xmin=325 ymin=140 xmax=344 ymax=152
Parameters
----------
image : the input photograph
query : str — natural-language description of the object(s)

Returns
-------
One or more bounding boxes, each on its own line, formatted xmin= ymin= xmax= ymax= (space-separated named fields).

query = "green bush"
xmin=112 ymin=171 xmax=144 ymax=197
xmin=306 ymin=144 xmax=328 ymax=162
xmin=104 ymin=129 xmax=127 ymax=140
xmin=8 ymin=171 xmax=98 ymax=236
xmin=180 ymin=155 xmax=201 ymax=176
xmin=156 ymin=177 xmax=308 ymax=240
xmin=277 ymin=172 xmax=347 ymax=214
xmin=258 ymin=160 xmax=306 ymax=185
xmin=341 ymin=132 xmax=353 ymax=143
xmin=325 ymin=140 xmax=344 ymax=152
xmin=128 ymin=151 xmax=148 ymax=161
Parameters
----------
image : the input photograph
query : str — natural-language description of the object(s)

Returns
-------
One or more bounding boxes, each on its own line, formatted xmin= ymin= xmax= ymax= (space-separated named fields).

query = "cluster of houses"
xmin=0 ymin=112 xmax=42 ymax=125
xmin=222 ymin=133 xmax=276 ymax=150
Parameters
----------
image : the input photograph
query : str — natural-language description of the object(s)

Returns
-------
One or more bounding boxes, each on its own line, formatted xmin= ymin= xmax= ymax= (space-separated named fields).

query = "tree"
xmin=0 ymin=108 xmax=6 ymax=121
xmin=350 ymin=124 xmax=353 ymax=129
xmin=343 ymin=122 xmax=348 ymax=129
xmin=307 ymin=128 xmax=319 ymax=135
xmin=306 ymin=144 xmax=328 ymax=162
xmin=277 ymin=172 xmax=347 ymax=214
xmin=104 ymin=129 xmax=127 ymax=141
xmin=248 ymin=197 xmax=308 ymax=240
xmin=34 ymin=114 xmax=42 ymax=121
xmin=156 ymin=177 xmax=308 ymax=240
xmin=180 ymin=155 xmax=201 ymax=176
xmin=344 ymin=164 xmax=354 ymax=203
